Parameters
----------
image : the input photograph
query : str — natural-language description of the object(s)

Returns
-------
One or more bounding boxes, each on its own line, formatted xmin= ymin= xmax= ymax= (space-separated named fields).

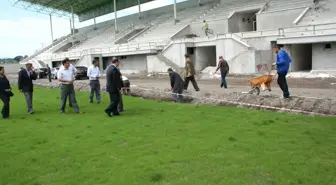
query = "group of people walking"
xmin=0 ymin=63 xmax=37 ymax=119
xmin=168 ymin=44 xmax=291 ymax=103
xmin=57 ymin=57 xmax=128 ymax=117
xmin=0 ymin=44 xmax=291 ymax=119
xmin=0 ymin=57 xmax=129 ymax=119
xmin=168 ymin=54 xmax=230 ymax=103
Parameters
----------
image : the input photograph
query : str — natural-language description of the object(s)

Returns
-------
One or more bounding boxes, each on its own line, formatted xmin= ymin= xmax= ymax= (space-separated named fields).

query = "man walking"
xmin=46 ymin=64 xmax=52 ymax=82
xmin=168 ymin=68 xmax=184 ymax=103
xmin=105 ymin=58 xmax=122 ymax=117
xmin=0 ymin=66 xmax=12 ymax=119
xmin=18 ymin=63 xmax=37 ymax=114
xmin=87 ymin=59 xmax=101 ymax=104
xmin=215 ymin=56 xmax=230 ymax=88
xmin=273 ymin=44 xmax=292 ymax=99
xmin=57 ymin=58 xmax=83 ymax=114
xmin=184 ymin=54 xmax=200 ymax=91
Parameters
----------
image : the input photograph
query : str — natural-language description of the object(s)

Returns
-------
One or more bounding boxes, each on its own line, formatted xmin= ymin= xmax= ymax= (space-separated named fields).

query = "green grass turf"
xmin=0 ymin=86 xmax=336 ymax=185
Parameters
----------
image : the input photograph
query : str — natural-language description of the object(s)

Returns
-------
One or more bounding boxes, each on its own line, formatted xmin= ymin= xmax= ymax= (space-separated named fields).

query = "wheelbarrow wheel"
xmin=252 ymin=86 xmax=260 ymax=95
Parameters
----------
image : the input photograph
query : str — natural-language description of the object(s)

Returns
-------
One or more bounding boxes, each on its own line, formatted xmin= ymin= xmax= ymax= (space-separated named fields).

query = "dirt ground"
xmin=30 ymin=75 xmax=336 ymax=100
xmin=7 ymin=75 xmax=336 ymax=115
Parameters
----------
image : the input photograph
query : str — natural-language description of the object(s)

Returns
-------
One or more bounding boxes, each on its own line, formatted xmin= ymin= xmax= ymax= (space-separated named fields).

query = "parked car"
xmin=75 ymin=66 xmax=89 ymax=80
xmin=35 ymin=67 xmax=48 ymax=78
xmin=51 ymin=67 xmax=59 ymax=79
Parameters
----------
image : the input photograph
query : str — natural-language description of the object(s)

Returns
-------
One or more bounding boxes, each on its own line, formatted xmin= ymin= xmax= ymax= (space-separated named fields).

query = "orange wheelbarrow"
xmin=247 ymin=74 xmax=277 ymax=95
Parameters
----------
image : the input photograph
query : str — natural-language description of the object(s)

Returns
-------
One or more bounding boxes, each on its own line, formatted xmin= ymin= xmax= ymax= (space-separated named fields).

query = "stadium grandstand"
xmin=13 ymin=0 xmax=336 ymax=75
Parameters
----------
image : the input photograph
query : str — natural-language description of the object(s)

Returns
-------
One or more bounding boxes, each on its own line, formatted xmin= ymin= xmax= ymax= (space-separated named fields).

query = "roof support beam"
xmin=174 ymin=0 xmax=177 ymax=24
xmin=13 ymin=0 xmax=155 ymax=22
xmin=49 ymin=14 xmax=54 ymax=46
xmin=71 ymin=5 xmax=75 ymax=42
xmin=114 ymin=0 xmax=118 ymax=33
xmin=138 ymin=0 xmax=141 ymax=20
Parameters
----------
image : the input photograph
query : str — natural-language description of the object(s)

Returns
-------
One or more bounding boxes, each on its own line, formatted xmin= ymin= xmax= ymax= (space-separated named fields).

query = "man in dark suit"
xmin=168 ymin=68 xmax=184 ymax=103
xmin=18 ymin=63 xmax=37 ymax=114
xmin=105 ymin=58 xmax=122 ymax=117
xmin=46 ymin=64 xmax=52 ymax=82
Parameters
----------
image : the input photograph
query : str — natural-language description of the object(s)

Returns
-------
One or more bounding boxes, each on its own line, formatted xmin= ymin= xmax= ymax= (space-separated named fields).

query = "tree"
xmin=14 ymin=56 xmax=24 ymax=62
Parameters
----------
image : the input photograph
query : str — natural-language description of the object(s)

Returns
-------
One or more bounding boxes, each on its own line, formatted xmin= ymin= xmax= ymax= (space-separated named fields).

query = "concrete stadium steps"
xmin=200 ymin=0 xmax=267 ymax=20
xmin=20 ymin=33 xmax=72 ymax=63
xmin=128 ymin=2 xmax=218 ymax=43
xmin=67 ymin=7 xmax=177 ymax=51
xmin=299 ymin=0 xmax=336 ymax=25
xmin=69 ymin=21 xmax=136 ymax=51
xmin=264 ymin=0 xmax=312 ymax=12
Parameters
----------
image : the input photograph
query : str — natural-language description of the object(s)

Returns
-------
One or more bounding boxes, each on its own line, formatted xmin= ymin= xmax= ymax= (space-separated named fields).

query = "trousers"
xmin=48 ymin=74 xmax=52 ymax=82
xmin=220 ymin=71 xmax=228 ymax=88
xmin=105 ymin=92 xmax=121 ymax=114
xmin=60 ymin=84 xmax=80 ymax=113
xmin=23 ymin=92 xmax=33 ymax=113
xmin=118 ymin=94 xmax=124 ymax=111
xmin=277 ymin=72 xmax=290 ymax=98
xmin=0 ymin=93 xmax=10 ymax=118
xmin=89 ymin=80 xmax=101 ymax=103
xmin=172 ymin=89 xmax=184 ymax=103
xmin=184 ymin=76 xmax=200 ymax=91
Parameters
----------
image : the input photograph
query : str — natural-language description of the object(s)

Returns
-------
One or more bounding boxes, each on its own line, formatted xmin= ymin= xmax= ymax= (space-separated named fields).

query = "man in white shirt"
xmin=59 ymin=58 xmax=77 ymax=108
xmin=59 ymin=59 xmax=77 ymax=73
xmin=57 ymin=58 xmax=83 ymax=114
xmin=87 ymin=59 xmax=101 ymax=103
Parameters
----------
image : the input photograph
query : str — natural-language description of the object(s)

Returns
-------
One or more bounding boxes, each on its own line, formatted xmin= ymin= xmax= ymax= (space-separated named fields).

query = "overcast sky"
xmin=0 ymin=0 xmax=185 ymax=58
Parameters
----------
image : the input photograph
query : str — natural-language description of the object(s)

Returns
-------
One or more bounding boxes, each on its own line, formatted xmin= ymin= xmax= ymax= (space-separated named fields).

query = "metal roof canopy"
xmin=12 ymin=0 xmax=155 ymax=22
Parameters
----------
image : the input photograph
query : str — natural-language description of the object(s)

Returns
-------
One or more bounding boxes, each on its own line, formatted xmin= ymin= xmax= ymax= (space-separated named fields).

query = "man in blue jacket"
xmin=273 ymin=44 xmax=291 ymax=99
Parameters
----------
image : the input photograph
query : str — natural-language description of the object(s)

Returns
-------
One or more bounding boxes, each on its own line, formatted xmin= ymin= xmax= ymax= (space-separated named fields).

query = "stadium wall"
xmin=243 ymin=37 xmax=277 ymax=50
xmin=228 ymin=12 xmax=256 ymax=33
xmin=256 ymin=8 xmax=305 ymax=30
xmin=312 ymin=42 xmax=336 ymax=71
xmin=194 ymin=46 xmax=217 ymax=70
xmin=162 ymin=36 xmax=262 ymax=73
xmin=104 ymin=55 xmax=148 ymax=74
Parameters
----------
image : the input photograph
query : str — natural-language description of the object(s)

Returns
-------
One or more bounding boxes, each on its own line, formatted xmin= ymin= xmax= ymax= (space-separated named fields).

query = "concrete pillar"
xmin=71 ymin=6 xmax=75 ymax=38
xmin=174 ymin=0 xmax=177 ymax=24
xmin=94 ymin=17 xmax=97 ymax=28
xmin=138 ymin=0 xmax=141 ymax=20
xmin=114 ymin=0 xmax=118 ymax=33
xmin=49 ymin=14 xmax=54 ymax=46
xmin=70 ymin=19 xmax=74 ymax=46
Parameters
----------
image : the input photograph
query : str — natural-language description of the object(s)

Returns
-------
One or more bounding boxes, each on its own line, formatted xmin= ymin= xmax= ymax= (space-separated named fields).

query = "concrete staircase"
xmin=156 ymin=52 xmax=180 ymax=69
xmin=114 ymin=26 xmax=148 ymax=44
